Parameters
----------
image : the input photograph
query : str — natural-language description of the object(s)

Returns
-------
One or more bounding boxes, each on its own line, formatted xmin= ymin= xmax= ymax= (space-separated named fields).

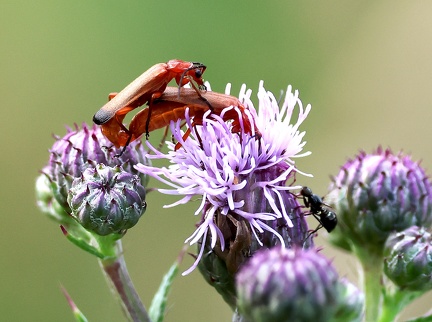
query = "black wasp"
xmin=300 ymin=186 xmax=337 ymax=235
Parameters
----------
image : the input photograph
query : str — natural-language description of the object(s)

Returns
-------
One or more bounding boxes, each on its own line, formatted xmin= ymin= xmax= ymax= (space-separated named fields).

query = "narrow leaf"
xmin=149 ymin=247 xmax=186 ymax=322
xmin=61 ymin=285 xmax=89 ymax=322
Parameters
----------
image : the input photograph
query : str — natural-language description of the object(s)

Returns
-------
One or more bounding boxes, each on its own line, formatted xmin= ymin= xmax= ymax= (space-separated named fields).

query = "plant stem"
xmin=99 ymin=240 xmax=151 ymax=322
xmin=355 ymin=246 xmax=384 ymax=322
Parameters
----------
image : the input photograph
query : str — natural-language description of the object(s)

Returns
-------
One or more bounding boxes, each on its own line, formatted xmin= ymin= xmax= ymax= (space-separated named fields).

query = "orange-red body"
xmin=110 ymin=87 xmax=260 ymax=147
xmin=92 ymin=59 xmax=207 ymax=146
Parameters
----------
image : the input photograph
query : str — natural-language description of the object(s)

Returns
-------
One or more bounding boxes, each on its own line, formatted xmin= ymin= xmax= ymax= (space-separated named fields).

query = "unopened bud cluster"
xmin=38 ymin=123 xmax=148 ymax=236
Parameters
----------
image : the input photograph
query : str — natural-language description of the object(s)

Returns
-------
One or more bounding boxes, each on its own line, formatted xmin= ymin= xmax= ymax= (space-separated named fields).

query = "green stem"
xmin=354 ymin=247 xmax=384 ymax=322
xmin=99 ymin=240 xmax=151 ymax=322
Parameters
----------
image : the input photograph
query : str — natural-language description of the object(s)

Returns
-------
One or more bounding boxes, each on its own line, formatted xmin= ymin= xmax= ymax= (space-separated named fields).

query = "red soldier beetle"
xmin=92 ymin=59 xmax=208 ymax=146
xmin=111 ymin=87 xmax=261 ymax=148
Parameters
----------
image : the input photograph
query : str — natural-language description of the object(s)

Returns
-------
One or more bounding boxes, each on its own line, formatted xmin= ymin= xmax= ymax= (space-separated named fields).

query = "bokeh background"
xmin=2 ymin=1 xmax=432 ymax=321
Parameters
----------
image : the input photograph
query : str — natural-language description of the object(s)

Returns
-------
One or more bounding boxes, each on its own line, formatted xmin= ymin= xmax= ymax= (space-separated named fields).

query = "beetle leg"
xmin=116 ymin=135 xmax=132 ymax=157
xmin=100 ymin=116 xmax=130 ymax=149
xmin=108 ymin=92 xmax=118 ymax=100
xmin=174 ymin=128 xmax=191 ymax=151
xmin=181 ymin=77 xmax=214 ymax=112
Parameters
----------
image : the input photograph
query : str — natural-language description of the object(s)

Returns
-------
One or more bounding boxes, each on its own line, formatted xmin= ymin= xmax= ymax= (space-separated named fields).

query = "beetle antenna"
xmin=177 ymin=63 xmax=206 ymax=97
xmin=177 ymin=66 xmax=197 ymax=97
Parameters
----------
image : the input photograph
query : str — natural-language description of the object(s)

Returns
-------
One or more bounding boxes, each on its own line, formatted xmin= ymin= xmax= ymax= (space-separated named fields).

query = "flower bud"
xmin=36 ymin=171 xmax=76 ymax=226
xmin=327 ymin=147 xmax=432 ymax=253
xmin=384 ymin=226 xmax=432 ymax=292
xmin=68 ymin=164 xmax=146 ymax=236
xmin=236 ymin=247 xmax=356 ymax=322
xmin=334 ymin=279 xmax=364 ymax=322
xmin=41 ymin=123 xmax=148 ymax=214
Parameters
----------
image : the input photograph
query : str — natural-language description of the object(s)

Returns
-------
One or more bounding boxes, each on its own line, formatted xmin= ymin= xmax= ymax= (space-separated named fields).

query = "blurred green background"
xmin=2 ymin=1 xmax=431 ymax=321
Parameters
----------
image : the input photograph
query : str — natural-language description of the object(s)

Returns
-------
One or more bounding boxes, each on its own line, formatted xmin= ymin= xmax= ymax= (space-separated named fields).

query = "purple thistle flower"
xmin=38 ymin=123 xmax=149 ymax=231
xmin=236 ymin=247 xmax=364 ymax=322
xmin=42 ymin=123 xmax=148 ymax=213
xmin=136 ymin=82 xmax=312 ymax=274
xmin=326 ymin=147 xmax=432 ymax=254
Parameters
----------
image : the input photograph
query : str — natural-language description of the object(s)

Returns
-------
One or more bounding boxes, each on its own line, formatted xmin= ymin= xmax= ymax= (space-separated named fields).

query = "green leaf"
xmin=406 ymin=313 xmax=432 ymax=322
xmin=149 ymin=248 xmax=185 ymax=322
xmin=61 ymin=285 xmax=89 ymax=322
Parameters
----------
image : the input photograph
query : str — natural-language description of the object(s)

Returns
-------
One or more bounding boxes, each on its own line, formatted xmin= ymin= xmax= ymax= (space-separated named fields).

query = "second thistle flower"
xmin=236 ymin=247 xmax=364 ymax=322
xmin=326 ymin=147 xmax=432 ymax=253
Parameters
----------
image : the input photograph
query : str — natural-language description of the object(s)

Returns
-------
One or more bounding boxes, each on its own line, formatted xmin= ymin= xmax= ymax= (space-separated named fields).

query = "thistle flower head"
xmin=68 ymin=164 xmax=147 ymax=236
xmin=236 ymin=247 xmax=364 ymax=322
xmin=384 ymin=226 xmax=432 ymax=292
xmin=37 ymin=122 xmax=149 ymax=241
xmin=326 ymin=147 xmax=432 ymax=254
xmin=40 ymin=123 xmax=148 ymax=216
xmin=136 ymin=82 xmax=312 ymax=274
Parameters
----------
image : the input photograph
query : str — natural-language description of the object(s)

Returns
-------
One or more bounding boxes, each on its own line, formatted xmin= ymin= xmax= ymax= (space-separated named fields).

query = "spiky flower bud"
xmin=68 ymin=164 xmax=146 ymax=236
xmin=384 ymin=226 xmax=432 ymax=292
xmin=326 ymin=147 xmax=432 ymax=253
xmin=236 ymin=247 xmax=363 ymax=322
xmin=42 ymin=123 xmax=148 ymax=214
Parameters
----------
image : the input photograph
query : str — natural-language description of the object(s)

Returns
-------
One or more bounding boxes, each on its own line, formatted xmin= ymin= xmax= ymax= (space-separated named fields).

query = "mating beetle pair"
xmin=92 ymin=59 xmax=258 ymax=150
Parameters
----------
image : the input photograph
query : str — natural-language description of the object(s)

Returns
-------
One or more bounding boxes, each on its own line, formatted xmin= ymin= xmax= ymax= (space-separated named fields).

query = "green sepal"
xmin=149 ymin=248 xmax=185 ymax=322
xmin=60 ymin=225 xmax=106 ymax=259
